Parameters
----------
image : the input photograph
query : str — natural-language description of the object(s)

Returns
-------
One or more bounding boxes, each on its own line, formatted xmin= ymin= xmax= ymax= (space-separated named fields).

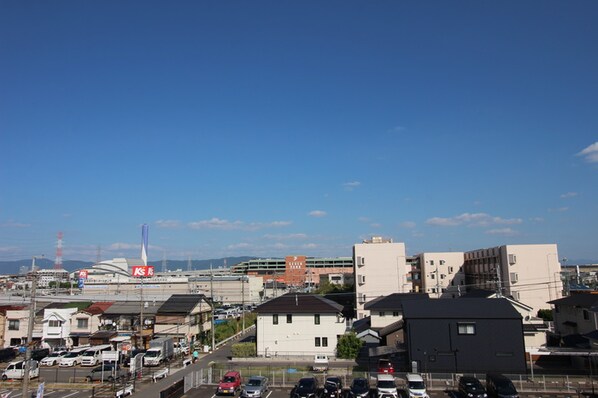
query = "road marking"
xmin=61 ymin=392 xmax=81 ymax=398
xmin=265 ymin=391 xmax=273 ymax=398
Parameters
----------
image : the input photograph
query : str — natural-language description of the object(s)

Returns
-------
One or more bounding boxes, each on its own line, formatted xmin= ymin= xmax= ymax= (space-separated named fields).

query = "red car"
xmin=217 ymin=371 xmax=242 ymax=396
xmin=378 ymin=358 xmax=394 ymax=374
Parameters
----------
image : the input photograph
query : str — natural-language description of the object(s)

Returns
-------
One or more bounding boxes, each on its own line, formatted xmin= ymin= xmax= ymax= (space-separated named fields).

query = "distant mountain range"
xmin=0 ymin=257 xmax=256 ymax=275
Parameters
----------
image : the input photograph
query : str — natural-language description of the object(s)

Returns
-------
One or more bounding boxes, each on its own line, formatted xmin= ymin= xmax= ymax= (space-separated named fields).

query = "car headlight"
xmin=468 ymin=394 xmax=474 ymax=397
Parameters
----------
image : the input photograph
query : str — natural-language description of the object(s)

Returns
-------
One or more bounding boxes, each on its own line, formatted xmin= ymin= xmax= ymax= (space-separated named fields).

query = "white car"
xmin=405 ymin=373 xmax=429 ymax=398
xmin=40 ymin=351 xmax=68 ymax=366
xmin=59 ymin=351 xmax=84 ymax=367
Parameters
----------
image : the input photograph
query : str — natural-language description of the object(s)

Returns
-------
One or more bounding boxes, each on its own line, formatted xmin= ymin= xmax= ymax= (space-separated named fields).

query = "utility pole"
xmin=139 ymin=276 xmax=144 ymax=349
xmin=241 ymin=275 xmax=245 ymax=332
xmin=23 ymin=256 xmax=42 ymax=398
xmin=210 ymin=263 xmax=215 ymax=352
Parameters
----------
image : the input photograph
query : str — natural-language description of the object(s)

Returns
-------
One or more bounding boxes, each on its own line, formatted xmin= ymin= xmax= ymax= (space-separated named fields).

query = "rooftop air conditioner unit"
xmin=508 ymin=254 xmax=517 ymax=265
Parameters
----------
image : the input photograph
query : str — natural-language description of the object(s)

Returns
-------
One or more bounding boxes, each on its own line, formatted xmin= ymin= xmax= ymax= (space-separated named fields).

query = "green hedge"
xmin=231 ymin=342 xmax=256 ymax=358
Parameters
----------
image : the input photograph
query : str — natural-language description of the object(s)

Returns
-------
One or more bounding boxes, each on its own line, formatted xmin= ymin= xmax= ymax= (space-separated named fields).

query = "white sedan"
xmin=40 ymin=351 xmax=68 ymax=366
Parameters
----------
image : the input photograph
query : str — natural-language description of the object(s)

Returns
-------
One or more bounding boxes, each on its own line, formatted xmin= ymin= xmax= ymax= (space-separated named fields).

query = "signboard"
xmin=79 ymin=270 xmax=88 ymax=279
xmin=131 ymin=265 xmax=155 ymax=277
xmin=78 ymin=278 xmax=85 ymax=289
xmin=285 ymin=255 xmax=306 ymax=286
xmin=36 ymin=382 xmax=45 ymax=398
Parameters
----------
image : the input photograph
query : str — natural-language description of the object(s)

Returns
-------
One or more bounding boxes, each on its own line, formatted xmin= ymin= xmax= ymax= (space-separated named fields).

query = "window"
xmin=322 ymin=337 xmax=328 ymax=347
xmin=315 ymin=337 xmax=321 ymax=347
xmin=457 ymin=323 xmax=476 ymax=335
xmin=379 ymin=312 xmax=386 ymax=317
xmin=430 ymin=273 xmax=435 ymax=279
xmin=430 ymin=260 xmax=434 ymax=265
xmin=448 ymin=266 xmax=454 ymax=273
xmin=77 ymin=318 xmax=88 ymax=329
xmin=314 ymin=314 xmax=320 ymax=325
xmin=393 ymin=311 xmax=399 ymax=317
xmin=583 ymin=310 xmax=590 ymax=321
xmin=49 ymin=320 xmax=61 ymax=328
xmin=273 ymin=314 xmax=278 ymax=325
xmin=286 ymin=314 xmax=292 ymax=323
xmin=8 ymin=320 xmax=19 ymax=331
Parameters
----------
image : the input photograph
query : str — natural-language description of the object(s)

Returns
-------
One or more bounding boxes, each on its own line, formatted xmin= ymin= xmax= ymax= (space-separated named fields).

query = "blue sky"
xmin=1 ymin=1 xmax=597 ymax=264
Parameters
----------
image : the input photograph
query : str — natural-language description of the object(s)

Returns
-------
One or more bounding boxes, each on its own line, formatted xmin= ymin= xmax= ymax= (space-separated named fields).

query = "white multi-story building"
xmin=353 ymin=237 xmax=410 ymax=319
xmin=256 ymin=293 xmax=346 ymax=357
xmin=3 ymin=309 xmax=30 ymax=347
xmin=42 ymin=307 xmax=78 ymax=349
xmin=411 ymin=252 xmax=466 ymax=298
xmin=463 ymin=244 xmax=563 ymax=314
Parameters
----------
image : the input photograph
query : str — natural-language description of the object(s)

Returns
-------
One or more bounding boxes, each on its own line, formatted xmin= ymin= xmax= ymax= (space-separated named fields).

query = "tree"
xmin=537 ymin=309 xmax=553 ymax=321
xmin=336 ymin=332 xmax=363 ymax=359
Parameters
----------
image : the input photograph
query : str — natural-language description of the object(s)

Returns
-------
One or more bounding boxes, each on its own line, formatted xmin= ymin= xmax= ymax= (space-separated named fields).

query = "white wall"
xmin=354 ymin=239 xmax=408 ymax=319
xmin=257 ymin=313 xmax=346 ymax=357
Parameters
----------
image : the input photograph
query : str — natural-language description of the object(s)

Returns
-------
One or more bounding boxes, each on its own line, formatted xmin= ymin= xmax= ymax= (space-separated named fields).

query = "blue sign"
xmin=78 ymin=278 xmax=85 ymax=288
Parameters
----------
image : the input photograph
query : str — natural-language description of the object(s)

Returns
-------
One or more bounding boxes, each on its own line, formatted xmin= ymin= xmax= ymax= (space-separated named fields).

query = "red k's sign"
xmin=131 ymin=265 xmax=155 ymax=277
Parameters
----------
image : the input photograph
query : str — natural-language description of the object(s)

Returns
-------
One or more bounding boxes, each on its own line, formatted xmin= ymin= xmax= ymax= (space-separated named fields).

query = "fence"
xmin=183 ymin=365 xmax=598 ymax=395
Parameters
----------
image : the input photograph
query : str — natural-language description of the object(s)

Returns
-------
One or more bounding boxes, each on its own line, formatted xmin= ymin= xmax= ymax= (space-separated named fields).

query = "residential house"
xmin=256 ymin=293 xmax=346 ymax=357
xmin=0 ymin=306 xmax=25 ymax=347
xmin=101 ymin=301 xmax=164 ymax=349
xmin=69 ymin=302 xmax=113 ymax=347
xmin=42 ymin=306 xmax=78 ymax=349
xmin=365 ymin=293 xmax=430 ymax=329
xmin=3 ymin=308 xmax=31 ymax=347
xmin=462 ymin=289 xmax=548 ymax=349
xmin=154 ymin=294 xmax=212 ymax=347
xmin=401 ymin=298 xmax=526 ymax=373
xmin=549 ymin=293 xmax=598 ymax=349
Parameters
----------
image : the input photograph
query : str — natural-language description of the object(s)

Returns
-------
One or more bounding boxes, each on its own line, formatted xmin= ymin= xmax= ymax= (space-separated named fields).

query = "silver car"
xmin=241 ymin=376 xmax=269 ymax=398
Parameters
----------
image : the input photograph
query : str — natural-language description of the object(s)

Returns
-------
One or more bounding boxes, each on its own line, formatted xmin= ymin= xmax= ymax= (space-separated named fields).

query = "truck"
xmin=143 ymin=337 xmax=174 ymax=367
xmin=311 ymin=354 xmax=329 ymax=372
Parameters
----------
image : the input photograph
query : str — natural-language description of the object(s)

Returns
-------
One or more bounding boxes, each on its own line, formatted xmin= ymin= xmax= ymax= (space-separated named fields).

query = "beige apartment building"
xmin=353 ymin=237 xmax=410 ymax=319
xmin=463 ymin=244 xmax=563 ymax=313
xmin=411 ymin=252 xmax=466 ymax=298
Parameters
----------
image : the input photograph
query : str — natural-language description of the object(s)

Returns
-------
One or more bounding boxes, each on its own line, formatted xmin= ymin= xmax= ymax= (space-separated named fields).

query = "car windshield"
xmin=144 ymin=351 xmax=159 ymax=357
xmin=46 ymin=353 xmax=60 ymax=358
xmin=82 ymin=350 xmax=95 ymax=356
xmin=378 ymin=380 xmax=396 ymax=389
xmin=496 ymin=381 xmax=516 ymax=395
xmin=409 ymin=381 xmax=426 ymax=389
xmin=379 ymin=360 xmax=391 ymax=367
xmin=63 ymin=352 xmax=78 ymax=358
xmin=352 ymin=379 xmax=368 ymax=389
xmin=298 ymin=379 xmax=315 ymax=389
xmin=247 ymin=378 xmax=263 ymax=386
xmin=223 ymin=376 xmax=237 ymax=383
xmin=464 ymin=380 xmax=484 ymax=391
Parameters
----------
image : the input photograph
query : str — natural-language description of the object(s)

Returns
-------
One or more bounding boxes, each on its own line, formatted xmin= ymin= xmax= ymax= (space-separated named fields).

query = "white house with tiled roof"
xmin=255 ymin=293 xmax=347 ymax=357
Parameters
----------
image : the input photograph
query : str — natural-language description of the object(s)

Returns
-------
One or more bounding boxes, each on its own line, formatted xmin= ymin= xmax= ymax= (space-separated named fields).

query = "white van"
xmin=59 ymin=346 xmax=90 ymax=367
xmin=80 ymin=344 xmax=113 ymax=366
xmin=1 ymin=360 xmax=39 ymax=381
xmin=405 ymin=373 xmax=429 ymax=398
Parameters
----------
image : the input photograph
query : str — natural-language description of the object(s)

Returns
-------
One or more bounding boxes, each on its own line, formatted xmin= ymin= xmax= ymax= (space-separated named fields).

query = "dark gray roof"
xmin=103 ymin=301 xmax=164 ymax=315
xmin=378 ymin=320 xmax=404 ymax=337
xmin=460 ymin=289 xmax=496 ymax=298
xmin=158 ymin=294 xmax=210 ymax=314
xmin=401 ymin=298 xmax=521 ymax=319
xmin=257 ymin=293 xmax=343 ymax=314
xmin=548 ymin=294 xmax=598 ymax=310
xmin=364 ymin=293 xmax=430 ymax=310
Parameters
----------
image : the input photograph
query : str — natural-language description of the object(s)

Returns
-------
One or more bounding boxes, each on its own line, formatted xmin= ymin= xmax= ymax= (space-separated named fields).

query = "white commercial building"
xmin=353 ymin=237 xmax=410 ymax=319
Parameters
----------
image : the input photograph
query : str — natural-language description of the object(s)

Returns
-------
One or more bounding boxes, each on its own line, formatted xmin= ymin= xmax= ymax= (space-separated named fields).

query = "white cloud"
xmin=560 ymin=192 xmax=578 ymax=199
xmin=529 ymin=217 xmax=544 ymax=223
xmin=302 ymin=243 xmax=318 ymax=249
xmin=370 ymin=223 xmax=382 ymax=228
xmin=548 ymin=207 xmax=569 ymax=213
xmin=358 ymin=217 xmax=370 ymax=223
xmin=188 ymin=218 xmax=290 ymax=231
xmin=226 ymin=242 xmax=252 ymax=250
xmin=342 ymin=181 xmax=361 ymax=191
xmin=401 ymin=221 xmax=416 ymax=229
xmin=108 ymin=242 xmax=138 ymax=250
xmin=485 ymin=228 xmax=519 ymax=236
xmin=264 ymin=233 xmax=308 ymax=241
xmin=576 ymin=142 xmax=598 ymax=163
xmin=155 ymin=219 xmax=182 ymax=228
xmin=426 ymin=213 xmax=522 ymax=227
xmin=308 ymin=210 xmax=327 ymax=218
xmin=0 ymin=220 xmax=31 ymax=228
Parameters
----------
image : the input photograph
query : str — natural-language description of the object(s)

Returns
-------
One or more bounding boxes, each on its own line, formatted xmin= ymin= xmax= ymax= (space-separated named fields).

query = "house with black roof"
xmin=255 ymin=293 xmax=346 ymax=358
xmin=155 ymin=294 xmax=212 ymax=347
xmin=402 ymin=298 xmax=526 ymax=373
xmin=549 ymin=293 xmax=598 ymax=349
